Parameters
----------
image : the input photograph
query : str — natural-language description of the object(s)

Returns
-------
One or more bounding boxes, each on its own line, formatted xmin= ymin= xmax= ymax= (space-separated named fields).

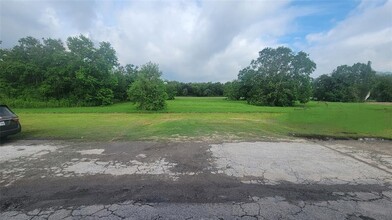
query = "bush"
xmin=127 ymin=62 xmax=167 ymax=111
xmin=96 ymin=88 xmax=114 ymax=105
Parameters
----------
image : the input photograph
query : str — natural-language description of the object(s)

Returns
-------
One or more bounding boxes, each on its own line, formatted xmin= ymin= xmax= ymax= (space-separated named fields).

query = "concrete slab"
xmin=1 ymin=139 xmax=392 ymax=219
xmin=210 ymin=142 xmax=392 ymax=185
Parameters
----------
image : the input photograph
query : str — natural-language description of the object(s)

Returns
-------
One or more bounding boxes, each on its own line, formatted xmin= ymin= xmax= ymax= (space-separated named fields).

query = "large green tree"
xmin=127 ymin=62 xmax=167 ymax=110
xmin=66 ymin=35 xmax=118 ymax=105
xmin=238 ymin=47 xmax=316 ymax=106
xmin=313 ymin=62 xmax=376 ymax=102
xmin=224 ymin=80 xmax=242 ymax=100
xmin=371 ymin=74 xmax=392 ymax=102
xmin=0 ymin=35 xmax=122 ymax=106
xmin=312 ymin=74 xmax=336 ymax=101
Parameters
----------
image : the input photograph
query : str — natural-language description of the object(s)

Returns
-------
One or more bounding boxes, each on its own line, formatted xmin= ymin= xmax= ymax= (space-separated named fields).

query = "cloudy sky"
xmin=1 ymin=0 xmax=391 ymax=82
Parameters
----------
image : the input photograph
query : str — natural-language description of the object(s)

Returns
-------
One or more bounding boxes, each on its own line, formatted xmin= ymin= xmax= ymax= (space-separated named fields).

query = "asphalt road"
xmin=1 ymin=139 xmax=391 ymax=219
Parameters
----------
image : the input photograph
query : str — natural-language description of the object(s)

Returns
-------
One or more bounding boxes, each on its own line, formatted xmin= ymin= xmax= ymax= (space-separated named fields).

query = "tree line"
xmin=1 ymin=35 xmax=391 ymax=110
xmin=224 ymin=48 xmax=391 ymax=105
xmin=165 ymin=81 xmax=224 ymax=98
xmin=0 ymin=35 xmax=223 ymax=108
xmin=1 ymin=35 xmax=122 ymax=106
xmin=312 ymin=64 xmax=391 ymax=102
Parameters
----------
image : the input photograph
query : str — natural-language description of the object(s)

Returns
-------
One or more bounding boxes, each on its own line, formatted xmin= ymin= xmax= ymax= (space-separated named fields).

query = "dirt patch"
xmin=290 ymin=133 xmax=392 ymax=141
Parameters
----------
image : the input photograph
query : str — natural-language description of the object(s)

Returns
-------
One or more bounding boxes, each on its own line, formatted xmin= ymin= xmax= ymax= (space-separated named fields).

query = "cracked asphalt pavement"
xmin=1 ymin=139 xmax=391 ymax=219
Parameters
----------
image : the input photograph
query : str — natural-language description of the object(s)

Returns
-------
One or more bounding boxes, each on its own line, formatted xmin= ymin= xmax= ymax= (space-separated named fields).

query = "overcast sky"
xmin=1 ymin=0 xmax=391 ymax=82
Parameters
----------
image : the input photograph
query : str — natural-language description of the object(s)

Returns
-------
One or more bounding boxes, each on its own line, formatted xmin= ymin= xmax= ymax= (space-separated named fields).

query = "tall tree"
xmin=312 ymin=74 xmax=336 ymax=101
xmin=0 ymin=35 xmax=121 ymax=106
xmin=370 ymin=74 xmax=392 ymax=102
xmin=238 ymin=47 xmax=316 ymax=106
xmin=313 ymin=62 xmax=376 ymax=102
xmin=66 ymin=35 xmax=118 ymax=105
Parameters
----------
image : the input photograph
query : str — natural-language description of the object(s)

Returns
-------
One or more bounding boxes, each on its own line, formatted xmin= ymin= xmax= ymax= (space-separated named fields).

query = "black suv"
xmin=0 ymin=105 xmax=21 ymax=138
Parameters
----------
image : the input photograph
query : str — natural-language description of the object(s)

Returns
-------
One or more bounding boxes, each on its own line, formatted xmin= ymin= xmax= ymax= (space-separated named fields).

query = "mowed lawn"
xmin=11 ymin=97 xmax=392 ymax=141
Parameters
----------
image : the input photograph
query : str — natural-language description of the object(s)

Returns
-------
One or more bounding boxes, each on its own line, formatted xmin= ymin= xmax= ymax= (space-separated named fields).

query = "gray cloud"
xmin=90 ymin=0 xmax=294 ymax=82
xmin=0 ymin=0 xmax=296 ymax=82
xmin=53 ymin=0 xmax=97 ymax=31
xmin=0 ymin=0 xmax=97 ymax=47
xmin=305 ymin=0 xmax=392 ymax=76
xmin=1 ymin=0 xmax=390 ymax=82
xmin=1 ymin=1 xmax=49 ymax=46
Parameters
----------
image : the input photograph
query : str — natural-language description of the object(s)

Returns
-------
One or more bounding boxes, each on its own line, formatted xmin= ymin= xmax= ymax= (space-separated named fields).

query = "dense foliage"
xmin=370 ymin=74 xmax=392 ymax=102
xmin=313 ymin=62 xmax=376 ymax=102
xmin=165 ymin=81 xmax=177 ymax=100
xmin=227 ymin=47 xmax=316 ymax=106
xmin=127 ymin=62 xmax=167 ymax=110
xmin=112 ymin=64 xmax=139 ymax=102
xmin=1 ymin=35 xmax=390 ymax=110
xmin=0 ymin=35 xmax=225 ymax=109
xmin=223 ymin=80 xmax=242 ymax=100
xmin=0 ymin=35 xmax=125 ymax=106
xmin=165 ymin=81 xmax=224 ymax=97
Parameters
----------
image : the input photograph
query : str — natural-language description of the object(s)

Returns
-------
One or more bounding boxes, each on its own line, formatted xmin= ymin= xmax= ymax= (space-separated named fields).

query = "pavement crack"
xmin=290 ymin=201 xmax=306 ymax=217
xmin=345 ymin=212 xmax=376 ymax=220
xmin=312 ymin=202 xmax=341 ymax=213
xmin=152 ymin=214 xmax=163 ymax=220
xmin=136 ymin=165 xmax=141 ymax=173
xmin=313 ymin=141 xmax=392 ymax=175
xmin=105 ymin=206 xmax=126 ymax=219
xmin=237 ymin=203 xmax=259 ymax=219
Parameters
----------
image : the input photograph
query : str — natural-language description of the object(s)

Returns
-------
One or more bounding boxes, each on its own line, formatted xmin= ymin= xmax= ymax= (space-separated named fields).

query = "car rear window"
xmin=0 ymin=106 xmax=16 ymax=117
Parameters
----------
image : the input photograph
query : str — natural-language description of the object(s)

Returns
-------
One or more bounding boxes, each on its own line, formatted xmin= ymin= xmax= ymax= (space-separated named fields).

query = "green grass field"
xmin=10 ymin=97 xmax=392 ymax=141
